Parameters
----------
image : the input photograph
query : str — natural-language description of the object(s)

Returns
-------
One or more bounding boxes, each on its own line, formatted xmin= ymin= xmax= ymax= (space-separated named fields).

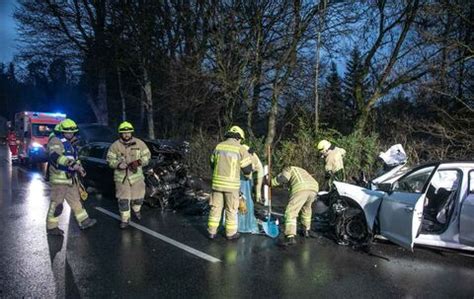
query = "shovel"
xmin=261 ymin=145 xmax=279 ymax=238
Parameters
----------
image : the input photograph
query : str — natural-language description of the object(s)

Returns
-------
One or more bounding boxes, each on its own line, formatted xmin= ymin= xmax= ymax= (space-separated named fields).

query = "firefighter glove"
xmin=128 ymin=159 xmax=142 ymax=173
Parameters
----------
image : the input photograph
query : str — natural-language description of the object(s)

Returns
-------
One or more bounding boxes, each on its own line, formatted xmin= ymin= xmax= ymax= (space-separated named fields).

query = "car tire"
xmin=335 ymin=207 xmax=371 ymax=246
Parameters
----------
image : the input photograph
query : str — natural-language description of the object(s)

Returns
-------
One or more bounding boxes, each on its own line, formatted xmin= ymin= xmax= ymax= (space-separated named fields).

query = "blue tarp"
xmin=238 ymin=178 xmax=259 ymax=234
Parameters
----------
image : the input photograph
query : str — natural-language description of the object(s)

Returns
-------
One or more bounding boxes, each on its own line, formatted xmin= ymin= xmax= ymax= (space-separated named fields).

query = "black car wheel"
xmin=335 ymin=207 xmax=371 ymax=245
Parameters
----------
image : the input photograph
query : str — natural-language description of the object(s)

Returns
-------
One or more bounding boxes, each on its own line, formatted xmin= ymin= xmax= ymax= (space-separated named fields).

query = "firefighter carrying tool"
xmin=46 ymin=119 xmax=97 ymax=235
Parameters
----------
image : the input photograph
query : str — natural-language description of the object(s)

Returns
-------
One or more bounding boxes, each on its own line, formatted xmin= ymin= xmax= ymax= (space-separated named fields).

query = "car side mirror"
xmin=378 ymin=183 xmax=393 ymax=193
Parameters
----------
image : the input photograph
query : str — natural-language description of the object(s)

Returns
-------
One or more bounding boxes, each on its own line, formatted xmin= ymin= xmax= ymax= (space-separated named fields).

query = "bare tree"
xmin=15 ymin=0 xmax=112 ymax=124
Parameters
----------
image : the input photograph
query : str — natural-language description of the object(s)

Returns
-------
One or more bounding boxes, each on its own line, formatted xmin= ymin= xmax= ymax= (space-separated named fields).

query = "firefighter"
xmin=208 ymin=125 xmax=253 ymax=240
xmin=270 ymin=166 xmax=319 ymax=246
xmin=46 ymin=119 xmax=97 ymax=235
xmin=106 ymin=121 xmax=151 ymax=229
xmin=48 ymin=124 xmax=61 ymax=140
xmin=6 ymin=129 xmax=18 ymax=160
xmin=317 ymin=140 xmax=346 ymax=190
xmin=243 ymin=144 xmax=264 ymax=203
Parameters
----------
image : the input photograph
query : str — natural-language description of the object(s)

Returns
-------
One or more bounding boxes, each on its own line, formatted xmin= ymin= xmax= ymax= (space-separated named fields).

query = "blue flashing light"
xmin=31 ymin=142 xmax=42 ymax=148
xmin=53 ymin=112 xmax=66 ymax=118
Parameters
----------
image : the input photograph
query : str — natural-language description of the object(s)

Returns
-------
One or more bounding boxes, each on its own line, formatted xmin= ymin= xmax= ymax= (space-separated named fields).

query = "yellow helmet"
xmin=228 ymin=125 xmax=245 ymax=140
xmin=58 ymin=119 xmax=79 ymax=133
xmin=317 ymin=140 xmax=331 ymax=152
xmin=118 ymin=121 xmax=134 ymax=133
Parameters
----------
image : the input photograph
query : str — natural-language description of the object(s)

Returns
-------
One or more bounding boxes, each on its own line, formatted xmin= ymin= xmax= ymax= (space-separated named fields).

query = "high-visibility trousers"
xmin=207 ymin=190 xmax=239 ymax=237
xmin=284 ymin=190 xmax=317 ymax=236
xmin=47 ymin=183 xmax=88 ymax=229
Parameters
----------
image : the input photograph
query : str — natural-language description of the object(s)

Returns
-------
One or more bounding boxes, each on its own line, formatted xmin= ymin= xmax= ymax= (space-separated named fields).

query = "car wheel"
xmin=335 ymin=207 xmax=371 ymax=246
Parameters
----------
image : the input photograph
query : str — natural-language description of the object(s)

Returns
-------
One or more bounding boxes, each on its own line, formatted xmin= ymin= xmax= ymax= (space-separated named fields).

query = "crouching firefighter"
xmin=106 ymin=122 xmax=151 ymax=229
xmin=317 ymin=140 xmax=346 ymax=191
xmin=46 ymin=119 xmax=97 ymax=235
xmin=208 ymin=126 xmax=253 ymax=240
xmin=270 ymin=166 xmax=319 ymax=246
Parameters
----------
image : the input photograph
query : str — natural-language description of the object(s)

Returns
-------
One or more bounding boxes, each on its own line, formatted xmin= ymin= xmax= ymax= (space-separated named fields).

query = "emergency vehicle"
xmin=14 ymin=111 xmax=66 ymax=164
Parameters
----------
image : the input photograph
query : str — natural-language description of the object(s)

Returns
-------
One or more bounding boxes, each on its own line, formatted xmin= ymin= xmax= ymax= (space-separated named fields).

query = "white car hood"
xmin=334 ymin=181 xmax=386 ymax=231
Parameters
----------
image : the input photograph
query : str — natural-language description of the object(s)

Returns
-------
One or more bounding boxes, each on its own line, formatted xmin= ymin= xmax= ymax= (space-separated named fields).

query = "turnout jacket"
xmin=106 ymin=137 xmax=151 ymax=184
xmin=210 ymin=138 xmax=253 ymax=192
xmin=47 ymin=136 xmax=80 ymax=185
xmin=325 ymin=147 xmax=346 ymax=173
xmin=271 ymin=166 xmax=319 ymax=196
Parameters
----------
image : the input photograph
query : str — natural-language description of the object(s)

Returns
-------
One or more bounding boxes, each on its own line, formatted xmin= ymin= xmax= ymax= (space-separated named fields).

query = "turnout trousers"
xmin=284 ymin=190 xmax=317 ymax=236
xmin=116 ymin=180 xmax=146 ymax=222
xmin=208 ymin=190 xmax=239 ymax=237
xmin=47 ymin=183 xmax=89 ymax=229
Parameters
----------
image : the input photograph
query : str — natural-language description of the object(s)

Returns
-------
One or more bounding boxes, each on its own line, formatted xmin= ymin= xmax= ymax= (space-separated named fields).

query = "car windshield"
xmin=392 ymin=166 xmax=435 ymax=193
xmin=32 ymin=124 xmax=56 ymax=137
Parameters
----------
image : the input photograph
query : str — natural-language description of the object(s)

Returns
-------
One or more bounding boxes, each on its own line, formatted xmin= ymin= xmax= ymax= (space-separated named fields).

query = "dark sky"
xmin=0 ymin=0 xmax=17 ymax=63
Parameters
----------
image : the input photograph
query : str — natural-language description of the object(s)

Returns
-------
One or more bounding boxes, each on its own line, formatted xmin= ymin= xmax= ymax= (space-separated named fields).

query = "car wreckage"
xmin=320 ymin=145 xmax=474 ymax=252
xmin=79 ymin=139 xmax=209 ymax=212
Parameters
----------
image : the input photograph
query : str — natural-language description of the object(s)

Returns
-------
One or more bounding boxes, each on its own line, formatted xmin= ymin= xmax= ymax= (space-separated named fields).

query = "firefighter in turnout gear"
xmin=106 ymin=122 xmax=151 ymax=229
xmin=46 ymin=119 xmax=97 ymax=235
xmin=243 ymin=144 xmax=264 ymax=203
xmin=317 ymin=140 xmax=346 ymax=190
xmin=208 ymin=126 xmax=253 ymax=240
xmin=271 ymin=166 xmax=319 ymax=246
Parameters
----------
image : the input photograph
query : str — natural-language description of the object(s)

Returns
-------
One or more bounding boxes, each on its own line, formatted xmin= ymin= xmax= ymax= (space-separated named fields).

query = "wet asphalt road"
xmin=1 ymin=145 xmax=474 ymax=298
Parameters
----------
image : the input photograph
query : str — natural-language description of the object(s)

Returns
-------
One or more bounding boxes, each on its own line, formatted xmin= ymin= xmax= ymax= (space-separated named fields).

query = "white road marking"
xmin=95 ymin=207 xmax=221 ymax=263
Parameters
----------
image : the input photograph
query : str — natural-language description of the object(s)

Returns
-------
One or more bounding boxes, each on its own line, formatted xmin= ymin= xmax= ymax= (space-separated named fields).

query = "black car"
xmin=79 ymin=139 xmax=207 ymax=210
xmin=77 ymin=124 xmax=116 ymax=147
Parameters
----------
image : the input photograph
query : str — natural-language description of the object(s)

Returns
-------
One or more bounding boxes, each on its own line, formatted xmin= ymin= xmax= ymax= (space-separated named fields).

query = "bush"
xmin=187 ymin=120 xmax=383 ymax=186
xmin=272 ymin=118 xmax=382 ymax=185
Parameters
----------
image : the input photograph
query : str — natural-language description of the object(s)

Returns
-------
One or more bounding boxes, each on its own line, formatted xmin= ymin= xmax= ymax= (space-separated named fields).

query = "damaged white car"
xmin=327 ymin=160 xmax=474 ymax=252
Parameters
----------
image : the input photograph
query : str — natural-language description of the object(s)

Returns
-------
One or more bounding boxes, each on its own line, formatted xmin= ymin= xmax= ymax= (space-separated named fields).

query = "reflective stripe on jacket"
xmin=210 ymin=138 xmax=252 ymax=192
xmin=48 ymin=136 xmax=78 ymax=185
xmin=106 ymin=137 xmax=151 ymax=184
xmin=271 ymin=166 xmax=319 ymax=195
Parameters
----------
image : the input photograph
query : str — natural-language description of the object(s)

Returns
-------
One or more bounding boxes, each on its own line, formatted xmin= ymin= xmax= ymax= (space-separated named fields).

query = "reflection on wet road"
xmin=0 ymin=145 xmax=473 ymax=298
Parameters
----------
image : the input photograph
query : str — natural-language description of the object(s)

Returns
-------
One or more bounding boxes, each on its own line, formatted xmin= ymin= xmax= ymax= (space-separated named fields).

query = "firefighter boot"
xmin=79 ymin=218 xmax=97 ymax=230
xmin=278 ymin=235 xmax=297 ymax=247
xmin=134 ymin=211 xmax=142 ymax=220
xmin=226 ymin=232 xmax=240 ymax=240
xmin=120 ymin=221 xmax=129 ymax=229
xmin=47 ymin=227 xmax=64 ymax=236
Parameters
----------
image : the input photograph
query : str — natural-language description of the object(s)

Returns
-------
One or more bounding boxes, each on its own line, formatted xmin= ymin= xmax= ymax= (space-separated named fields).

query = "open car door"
xmin=460 ymin=171 xmax=474 ymax=246
xmin=378 ymin=166 xmax=437 ymax=250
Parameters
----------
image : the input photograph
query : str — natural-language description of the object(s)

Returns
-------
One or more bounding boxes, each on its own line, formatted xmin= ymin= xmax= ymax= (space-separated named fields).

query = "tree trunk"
xmin=88 ymin=68 xmax=108 ymax=125
xmin=313 ymin=30 xmax=322 ymax=133
xmin=313 ymin=0 xmax=326 ymax=133
xmin=264 ymin=87 xmax=280 ymax=150
xmin=117 ymin=66 xmax=126 ymax=121
xmin=143 ymin=65 xmax=155 ymax=139
xmin=246 ymin=9 xmax=264 ymax=139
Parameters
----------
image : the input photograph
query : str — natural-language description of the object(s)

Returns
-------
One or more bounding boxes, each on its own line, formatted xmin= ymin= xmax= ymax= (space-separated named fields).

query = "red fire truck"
xmin=14 ymin=111 xmax=66 ymax=164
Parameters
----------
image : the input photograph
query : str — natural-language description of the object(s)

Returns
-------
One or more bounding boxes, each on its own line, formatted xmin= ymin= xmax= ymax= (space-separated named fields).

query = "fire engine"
xmin=14 ymin=111 xmax=66 ymax=164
